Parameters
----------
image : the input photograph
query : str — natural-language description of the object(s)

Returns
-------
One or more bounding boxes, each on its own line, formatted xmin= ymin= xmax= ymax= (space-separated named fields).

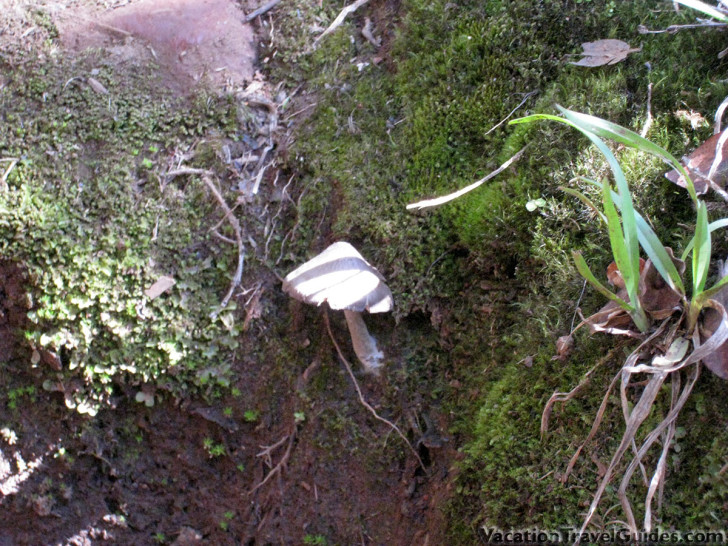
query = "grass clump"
xmin=0 ymin=50 xmax=245 ymax=414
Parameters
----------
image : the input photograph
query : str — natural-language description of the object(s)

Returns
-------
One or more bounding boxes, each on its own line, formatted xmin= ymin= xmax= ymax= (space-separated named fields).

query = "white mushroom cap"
xmin=282 ymin=242 xmax=393 ymax=313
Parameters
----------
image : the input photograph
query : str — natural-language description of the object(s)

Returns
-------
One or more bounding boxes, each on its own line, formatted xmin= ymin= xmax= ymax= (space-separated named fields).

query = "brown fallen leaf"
xmin=665 ymin=129 xmax=728 ymax=195
xmin=698 ymin=259 xmax=728 ymax=379
xmin=144 ymin=275 xmax=176 ymax=299
xmin=570 ymin=39 xmax=641 ymax=67
xmin=552 ymin=334 xmax=574 ymax=361
xmin=87 ymin=77 xmax=109 ymax=95
xmin=638 ymin=248 xmax=685 ymax=320
xmin=582 ymin=251 xmax=683 ymax=334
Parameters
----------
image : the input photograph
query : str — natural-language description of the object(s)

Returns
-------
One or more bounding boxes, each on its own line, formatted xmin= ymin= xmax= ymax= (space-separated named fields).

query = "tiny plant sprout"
xmin=282 ymin=242 xmax=394 ymax=374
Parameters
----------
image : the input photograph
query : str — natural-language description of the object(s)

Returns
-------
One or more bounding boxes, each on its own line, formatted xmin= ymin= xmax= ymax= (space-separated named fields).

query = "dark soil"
xmin=0 ymin=263 xmax=454 ymax=545
xmin=0 ymin=3 xmax=455 ymax=543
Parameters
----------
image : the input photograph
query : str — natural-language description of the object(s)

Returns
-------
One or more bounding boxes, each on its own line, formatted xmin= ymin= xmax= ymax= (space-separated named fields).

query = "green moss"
xmin=0 ymin=50 xmax=246 ymax=413
xmin=268 ymin=0 xmax=728 ymax=538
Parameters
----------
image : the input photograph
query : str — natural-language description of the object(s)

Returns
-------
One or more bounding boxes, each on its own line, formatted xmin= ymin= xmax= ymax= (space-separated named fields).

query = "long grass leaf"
xmin=696 ymin=274 xmax=728 ymax=304
xmin=559 ymin=185 xmax=607 ymax=223
xmin=676 ymin=0 xmax=728 ymax=22
xmin=602 ymin=179 xmax=640 ymax=306
xmin=681 ymin=218 xmax=728 ymax=261
xmin=557 ymin=106 xmax=698 ymax=204
xmin=572 ymin=252 xmax=633 ymax=313
xmin=584 ymin=134 xmax=642 ymax=301
xmin=693 ymin=201 xmax=711 ymax=295
xmin=584 ymin=178 xmax=686 ymax=295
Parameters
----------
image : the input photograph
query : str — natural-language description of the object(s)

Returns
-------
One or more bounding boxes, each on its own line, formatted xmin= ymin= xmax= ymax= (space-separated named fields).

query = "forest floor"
xmin=0 ymin=0 xmax=456 ymax=544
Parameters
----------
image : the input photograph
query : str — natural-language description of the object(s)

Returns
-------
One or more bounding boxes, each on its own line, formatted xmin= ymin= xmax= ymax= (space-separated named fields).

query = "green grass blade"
xmin=693 ymin=201 xmax=711 ymax=295
xmin=573 ymin=251 xmax=634 ymax=313
xmin=584 ymin=133 xmax=641 ymax=288
xmin=602 ymin=184 xmax=686 ymax=296
xmin=676 ymin=0 xmax=728 ymax=22
xmin=557 ymin=106 xmax=698 ymax=204
xmin=681 ymin=218 xmax=728 ymax=261
xmin=559 ymin=185 xmax=607 ymax=223
xmin=696 ymin=273 xmax=728 ymax=306
xmin=602 ymin=178 xmax=640 ymax=307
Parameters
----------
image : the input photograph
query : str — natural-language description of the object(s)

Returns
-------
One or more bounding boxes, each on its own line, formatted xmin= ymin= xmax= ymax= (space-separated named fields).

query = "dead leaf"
xmin=698 ymin=259 xmax=728 ymax=379
xmin=87 ymin=77 xmax=109 ymax=95
xmin=583 ymin=251 xmax=683 ymax=334
xmin=552 ymin=335 xmax=574 ymax=361
xmin=638 ymin=248 xmax=685 ymax=320
xmin=144 ymin=275 xmax=176 ymax=299
xmin=665 ymin=129 xmax=728 ymax=195
xmin=570 ymin=39 xmax=641 ymax=67
xmin=675 ymin=109 xmax=708 ymax=130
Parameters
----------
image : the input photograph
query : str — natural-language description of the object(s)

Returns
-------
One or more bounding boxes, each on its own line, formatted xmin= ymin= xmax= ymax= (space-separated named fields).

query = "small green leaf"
xmin=572 ymin=251 xmax=633 ymax=313
xmin=693 ymin=201 xmax=711 ymax=295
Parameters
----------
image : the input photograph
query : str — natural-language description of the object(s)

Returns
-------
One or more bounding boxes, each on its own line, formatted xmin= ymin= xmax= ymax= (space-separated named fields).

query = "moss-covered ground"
xmin=2 ymin=0 xmax=728 ymax=542
xmin=0 ymin=47 xmax=246 ymax=412
xmin=268 ymin=0 xmax=728 ymax=539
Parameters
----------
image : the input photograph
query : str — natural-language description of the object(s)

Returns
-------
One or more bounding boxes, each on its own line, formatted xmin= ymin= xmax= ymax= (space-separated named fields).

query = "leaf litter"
xmin=569 ymin=39 xmax=641 ymax=67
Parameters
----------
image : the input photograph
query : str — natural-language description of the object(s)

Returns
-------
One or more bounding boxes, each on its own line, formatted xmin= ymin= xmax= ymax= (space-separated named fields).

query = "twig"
xmin=312 ymin=0 xmax=371 ymax=49
xmin=640 ymin=81 xmax=653 ymax=138
xmin=484 ymin=91 xmax=538 ymax=137
xmin=166 ymin=167 xmax=212 ymax=179
xmin=638 ymin=21 xmax=728 ymax=34
xmin=323 ymin=311 xmax=426 ymax=472
xmin=244 ymin=0 xmax=282 ymax=23
xmin=201 ymin=175 xmax=245 ymax=319
xmin=407 ymin=147 xmax=527 ymax=210
xmin=249 ymin=429 xmax=296 ymax=494
xmin=0 ymin=158 xmax=18 ymax=190
xmin=361 ymin=17 xmax=381 ymax=48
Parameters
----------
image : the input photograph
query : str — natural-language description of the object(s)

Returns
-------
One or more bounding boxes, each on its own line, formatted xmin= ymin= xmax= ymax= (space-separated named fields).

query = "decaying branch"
xmin=312 ymin=0 xmax=371 ymax=49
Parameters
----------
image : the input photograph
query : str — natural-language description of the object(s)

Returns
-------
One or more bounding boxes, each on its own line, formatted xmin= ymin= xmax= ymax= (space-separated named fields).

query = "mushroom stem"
xmin=343 ymin=309 xmax=384 ymax=374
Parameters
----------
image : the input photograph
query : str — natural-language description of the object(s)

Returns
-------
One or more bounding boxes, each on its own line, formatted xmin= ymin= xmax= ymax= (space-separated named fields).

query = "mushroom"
xmin=282 ymin=242 xmax=393 ymax=374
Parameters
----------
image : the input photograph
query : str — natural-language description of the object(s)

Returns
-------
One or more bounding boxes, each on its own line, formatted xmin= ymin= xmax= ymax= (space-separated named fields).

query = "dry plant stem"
xmin=312 ymin=0 xmax=371 ymax=49
xmin=0 ymin=158 xmax=18 ymax=190
xmin=563 ymin=322 xmax=667 ymax=483
xmin=640 ymin=81 xmax=653 ymax=138
xmin=642 ymin=372 xmax=681 ymax=531
xmin=201 ymin=175 xmax=245 ymax=318
xmin=714 ymin=95 xmax=728 ymax=134
xmin=562 ymin=371 xmax=620 ymax=483
xmin=619 ymin=364 xmax=700 ymax=533
xmin=406 ymin=147 xmax=527 ymax=210
xmin=638 ymin=21 xmax=728 ymax=34
xmin=484 ymin=91 xmax=538 ymax=137
xmin=708 ymin=127 xmax=728 ymax=181
xmin=540 ymin=348 xmax=612 ymax=438
xmin=249 ymin=430 xmax=296 ymax=495
xmin=244 ymin=0 xmax=282 ymax=22
xmin=324 ymin=311 xmax=426 ymax=472
xmin=578 ymin=371 xmax=667 ymax=537
xmin=166 ymin=167 xmax=212 ymax=178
